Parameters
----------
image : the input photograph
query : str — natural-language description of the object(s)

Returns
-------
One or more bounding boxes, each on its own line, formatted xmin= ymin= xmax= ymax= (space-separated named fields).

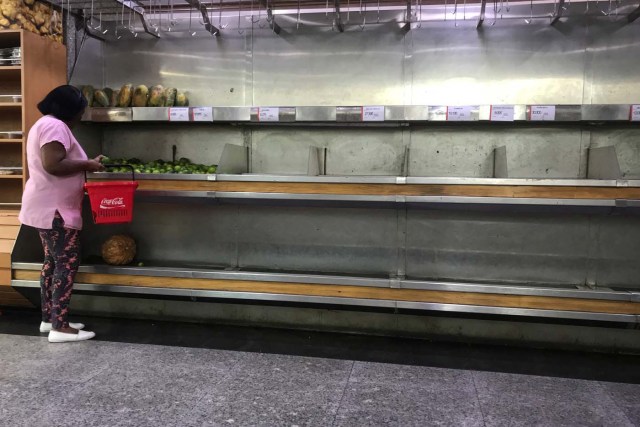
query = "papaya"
xmin=102 ymin=87 xmax=113 ymax=101
xmin=175 ymin=92 xmax=189 ymax=107
xmin=93 ymin=90 xmax=109 ymax=107
xmin=109 ymin=89 xmax=120 ymax=107
xmin=116 ymin=84 xmax=133 ymax=107
xmin=132 ymin=85 xmax=149 ymax=107
xmin=164 ymin=88 xmax=177 ymax=107
xmin=147 ymin=85 xmax=166 ymax=107
xmin=81 ymin=85 xmax=94 ymax=107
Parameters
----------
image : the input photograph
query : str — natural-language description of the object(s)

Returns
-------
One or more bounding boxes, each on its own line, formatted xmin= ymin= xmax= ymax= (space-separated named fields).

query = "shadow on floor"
xmin=1 ymin=307 xmax=639 ymax=384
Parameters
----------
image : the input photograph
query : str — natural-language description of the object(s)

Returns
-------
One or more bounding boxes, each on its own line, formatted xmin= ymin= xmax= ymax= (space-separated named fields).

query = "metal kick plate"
xmin=88 ymin=108 xmax=132 ymax=122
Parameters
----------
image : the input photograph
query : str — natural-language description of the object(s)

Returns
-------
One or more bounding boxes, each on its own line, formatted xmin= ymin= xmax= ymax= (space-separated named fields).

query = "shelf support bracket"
xmin=260 ymin=0 xmax=282 ymax=34
xmin=334 ymin=0 xmax=345 ymax=32
xmin=82 ymin=18 xmax=107 ymax=41
xmin=550 ymin=0 xmax=566 ymax=25
xmin=402 ymin=0 xmax=413 ymax=32
xmin=628 ymin=2 xmax=640 ymax=23
xmin=477 ymin=0 xmax=487 ymax=28
xmin=114 ymin=0 xmax=160 ymax=38
xmin=185 ymin=0 xmax=220 ymax=36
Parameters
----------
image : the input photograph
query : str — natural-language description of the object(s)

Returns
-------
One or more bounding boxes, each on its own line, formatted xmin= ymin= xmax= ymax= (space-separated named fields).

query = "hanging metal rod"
xmin=260 ymin=0 xmax=282 ymax=33
xmin=476 ymin=0 xmax=486 ymax=27
xmin=334 ymin=0 xmax=345 ymax=31
xmin=550 ymin=0 xmax=566 ymax=23
xmin=184 ymin=0 xmax=221 ymax=35
xmin=628 ymin=1 xmax=640 ymax=22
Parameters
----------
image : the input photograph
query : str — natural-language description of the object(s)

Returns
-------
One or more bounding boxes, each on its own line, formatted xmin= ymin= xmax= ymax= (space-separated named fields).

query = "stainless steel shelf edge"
xmin=89 ymin=173 xmax=638 ymax=187
xmin=215 ymin=174 xmax=400 ymax=184
xmin=396 ymin=302 xmax=638 ymax=323
xmin=12 ymin=262 xmax=640 ymax=301
xmin=11 ymin=279 xmax=636 ymax=323
xmin=10 ymin=279 xmax=397 ymax=308
xmin=82 ymin=105 xmax=640 ymax=123
xmin=582 ymin=104 xmax=632 ymax=121
xmin=404 ymin=196 xmax=615 ymax=207
xmin=400 ymin=279 xmax=639 ymax=301
xmin=11 ymin=263 xmax=392 ymax=288
xmin=131 ymin=191 xmax=623 ymax=208
xmin=214 ymin=192 xmax=401 ymax=204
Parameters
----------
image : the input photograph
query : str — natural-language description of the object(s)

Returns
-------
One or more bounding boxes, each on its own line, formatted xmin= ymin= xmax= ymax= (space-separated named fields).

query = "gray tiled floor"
xmin=0 ymin=334 xmax=638 ymax=427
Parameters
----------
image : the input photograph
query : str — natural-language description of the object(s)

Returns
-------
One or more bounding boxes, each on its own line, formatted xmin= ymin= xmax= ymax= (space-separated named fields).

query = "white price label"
xmin=169 ymin=107 xmax=190 ymax=122
xmin=362 ymin=106 xmax=385 ymax=122
xmin=530 ymin=105 xmax=556 ymax=121
xmin=447 ymin=106 xmax=476 ymax=121
xmin=490 ymin=105 xmax=515 ymax=122
xmin=258 ymin=107 xmax=280 ymax=122
xmin=192 ymin=107 xmax=213 ymax=122
xmin=630 ymin=105 xmax=640 ymax=122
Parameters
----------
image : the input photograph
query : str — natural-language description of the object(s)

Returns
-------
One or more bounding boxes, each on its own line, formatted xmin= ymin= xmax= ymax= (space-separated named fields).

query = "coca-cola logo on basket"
xmin=100 ymin=197 xmax=126 ymax=209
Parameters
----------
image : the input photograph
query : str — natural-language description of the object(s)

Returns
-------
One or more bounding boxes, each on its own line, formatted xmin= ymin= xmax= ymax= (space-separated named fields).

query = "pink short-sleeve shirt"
xmin=19 ymin=115 xmax=88 ymax=230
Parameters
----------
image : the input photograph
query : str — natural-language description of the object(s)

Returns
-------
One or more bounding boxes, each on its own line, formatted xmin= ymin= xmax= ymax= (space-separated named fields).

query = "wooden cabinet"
xmin=0 ymin=29 xmax=66 ymax=307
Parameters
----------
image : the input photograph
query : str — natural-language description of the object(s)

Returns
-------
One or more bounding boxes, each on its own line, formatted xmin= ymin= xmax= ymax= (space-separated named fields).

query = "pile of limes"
xmin=101 ymin=157 xmax=217 ymax=175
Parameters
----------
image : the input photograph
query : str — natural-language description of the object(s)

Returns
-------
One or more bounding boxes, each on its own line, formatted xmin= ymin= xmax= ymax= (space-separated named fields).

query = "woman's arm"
xmin=41 ymin=141 xmax=105 ymax=176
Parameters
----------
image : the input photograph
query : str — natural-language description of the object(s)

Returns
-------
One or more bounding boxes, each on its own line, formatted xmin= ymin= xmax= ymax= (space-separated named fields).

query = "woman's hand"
xmin=85 ymin=159 xmax=106 ymax=172
xmin=93 ymin=155 xmax=106 ymax=164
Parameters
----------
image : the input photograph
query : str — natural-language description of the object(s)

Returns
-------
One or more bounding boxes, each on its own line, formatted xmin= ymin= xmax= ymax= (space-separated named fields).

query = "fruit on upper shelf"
xmin=82 ymin=84 xmax=189 ymax=108
xmin=101 ymin=157 xmax=217 ymax=175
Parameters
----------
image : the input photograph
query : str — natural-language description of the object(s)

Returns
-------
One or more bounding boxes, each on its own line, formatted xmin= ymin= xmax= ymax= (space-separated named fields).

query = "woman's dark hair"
xmin=37 ymin=85 xmax=88 ymax=122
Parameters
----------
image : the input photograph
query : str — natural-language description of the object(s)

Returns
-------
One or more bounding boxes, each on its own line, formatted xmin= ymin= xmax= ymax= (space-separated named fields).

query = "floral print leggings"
xmin=37 ymin=211 xmax=81 ymax=330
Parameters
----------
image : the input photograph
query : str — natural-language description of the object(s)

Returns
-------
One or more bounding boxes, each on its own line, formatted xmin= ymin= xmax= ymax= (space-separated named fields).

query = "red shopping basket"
xmin=84 ymin=164 xmax=138 ymax=224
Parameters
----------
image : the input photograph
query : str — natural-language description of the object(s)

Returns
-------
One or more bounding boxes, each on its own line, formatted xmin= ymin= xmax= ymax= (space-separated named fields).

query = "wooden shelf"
xmin=0 ymin=139 xmax=21 ymax=143
xmin=0 ymin=103 xmax=21 ymax=107
xmin=0 ymin=174 xmax=22 ymax=179
xmin=0 ymin=66 xmax=21 ymax=71
xmin=125 ymin=179 xmax=640 ymax=200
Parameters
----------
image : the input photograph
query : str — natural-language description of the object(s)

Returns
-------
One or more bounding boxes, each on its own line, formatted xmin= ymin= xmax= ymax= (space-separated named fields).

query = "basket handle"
xmin=85 ymin=164 xmax=136 ymax=183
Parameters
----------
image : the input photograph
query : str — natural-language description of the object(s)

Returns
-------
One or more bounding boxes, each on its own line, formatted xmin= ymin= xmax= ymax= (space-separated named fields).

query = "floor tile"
xmin=23 ymin=406 xmax=197 ymax=427
xmin=228 ymin=352 xmax=354 ymax=386
xmin=334 ymin=383 xmax=484 ymax=427
xmin=0 ymin=379 xmax=84 ymax=427
xmin=601 ymin=381 xmax=640 ymax=425
xmin=62 ymin=368 xmax=208 ymax=413
xmin=0 ymin=337 xmax=126 ymax=382
xmin=474 ymin=372 xmax=635 ymax=427
xmin=349 ymin=361 xmax=475 ymax=392
xmin=185 ymin=354 xmax=353 ymax=427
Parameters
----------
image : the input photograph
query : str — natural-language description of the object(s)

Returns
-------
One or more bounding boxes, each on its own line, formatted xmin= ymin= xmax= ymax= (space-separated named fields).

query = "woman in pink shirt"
xmin=19 ymin=85 xmax=104 ymax=343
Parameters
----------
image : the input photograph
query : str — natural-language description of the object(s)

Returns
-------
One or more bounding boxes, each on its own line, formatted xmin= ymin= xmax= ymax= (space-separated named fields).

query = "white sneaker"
xmin=48 ymin=330 xmax=96 ymax=343
xmin=40 ymin=321 xmax=85 ymax=333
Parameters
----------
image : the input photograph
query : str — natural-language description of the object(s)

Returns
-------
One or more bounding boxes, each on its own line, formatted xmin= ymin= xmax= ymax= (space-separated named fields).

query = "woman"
xmin=19 ymin=85 xmax=104 ymax=343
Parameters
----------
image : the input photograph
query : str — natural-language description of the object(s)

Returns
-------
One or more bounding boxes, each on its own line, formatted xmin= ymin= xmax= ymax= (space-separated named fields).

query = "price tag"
xmin=630 ymin=105 xmax=640 ymax=122
xmin=362 ymin=106 xmax=385 ymax=122
xmin=258 ymin=107 xmax=279 ymax=122
xmin=490 ymin=105 xmax=515 ymax=122
xmin=192 ymin=107 xmax=213 ymax=122
xmin=529 ymin=105 xmax=556 ymax=121
xmin=169 ymin=107 xmax=190 ymax=122
xmin=446 ymin=106 xmax=476 ymax=121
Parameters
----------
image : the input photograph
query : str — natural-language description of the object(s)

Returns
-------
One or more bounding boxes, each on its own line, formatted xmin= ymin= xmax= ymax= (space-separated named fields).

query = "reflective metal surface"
xmin=11 ymin=279 xmax=638 ymax=323
xmin=13 ymin=260 xmax=639 ymax=301
xmin=83 ymin=104 xmax=640 ymax=123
